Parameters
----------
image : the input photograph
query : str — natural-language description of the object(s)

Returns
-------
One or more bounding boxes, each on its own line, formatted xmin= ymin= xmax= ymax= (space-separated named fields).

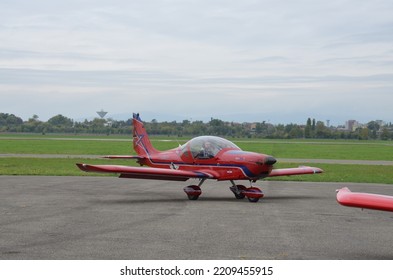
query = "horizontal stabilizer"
xmin=336 ymin=187 xmax=393 ymax=212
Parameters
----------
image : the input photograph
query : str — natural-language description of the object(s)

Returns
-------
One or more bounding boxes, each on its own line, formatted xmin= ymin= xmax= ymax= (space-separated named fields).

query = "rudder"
xmin=132 ymin=113 xmax=159 ymax=157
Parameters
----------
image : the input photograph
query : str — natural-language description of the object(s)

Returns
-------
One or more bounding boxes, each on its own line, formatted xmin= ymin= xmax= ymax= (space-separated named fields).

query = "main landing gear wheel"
xmin=183 ymin=185 xmax=202 ymax=200
xmin=229 ymin=185 xmax=247 ymax=199
xmin=243 ymin=187 xmax=264 ymax=203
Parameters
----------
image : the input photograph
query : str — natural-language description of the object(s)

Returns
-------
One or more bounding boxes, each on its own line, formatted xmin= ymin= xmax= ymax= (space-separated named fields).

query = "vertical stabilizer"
xmin=133 ymin=113 xmax=159 ymax=157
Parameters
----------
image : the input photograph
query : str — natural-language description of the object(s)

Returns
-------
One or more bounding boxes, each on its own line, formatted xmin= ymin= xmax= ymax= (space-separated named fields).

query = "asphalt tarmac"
xmin=1 ymin=176 xmax=393 ymax=260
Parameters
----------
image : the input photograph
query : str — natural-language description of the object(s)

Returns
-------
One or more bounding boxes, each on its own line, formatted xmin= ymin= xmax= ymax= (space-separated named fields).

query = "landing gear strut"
xmin=229 ymin=182 xmax=246 ymax=199
xmin=229 ymin=180 xmax=264 ymax=203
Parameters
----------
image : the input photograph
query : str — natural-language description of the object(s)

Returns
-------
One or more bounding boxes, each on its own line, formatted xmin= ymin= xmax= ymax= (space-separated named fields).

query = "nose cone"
xmin=254 ymin=155 xmax=277 ymax=166
xmin=265 ymin=156 xmax=277 ymax=165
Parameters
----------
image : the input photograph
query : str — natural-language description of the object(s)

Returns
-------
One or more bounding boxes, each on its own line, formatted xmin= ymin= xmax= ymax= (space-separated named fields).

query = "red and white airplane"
xmin=77 ymin=113 xmax=323 ymax=202
xmin=336 ymin=187 xmax=393 ymax=212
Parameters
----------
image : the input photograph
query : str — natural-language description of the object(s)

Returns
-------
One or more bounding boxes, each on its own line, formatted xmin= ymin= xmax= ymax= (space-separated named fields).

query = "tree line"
xmin=1 ymin=113 xmax=392 ymax=140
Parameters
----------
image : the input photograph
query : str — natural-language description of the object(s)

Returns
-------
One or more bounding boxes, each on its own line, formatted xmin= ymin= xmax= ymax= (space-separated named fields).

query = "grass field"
xmin=1 ymin=134 xmax=393 ymax=160
xmin=1 ymin=134 xmax=393 ymax=184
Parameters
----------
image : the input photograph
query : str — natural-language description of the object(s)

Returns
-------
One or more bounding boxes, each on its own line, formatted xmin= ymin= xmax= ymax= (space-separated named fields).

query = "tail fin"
xmin=132 ymin=113 xmax=159 ymax=157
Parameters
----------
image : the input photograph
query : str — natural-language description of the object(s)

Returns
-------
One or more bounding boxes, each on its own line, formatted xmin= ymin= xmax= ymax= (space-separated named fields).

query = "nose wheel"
xmin=229 ymin=181 xmax=264 ymax=203
xmin=243 ymin=187 xmax=264 ymax=203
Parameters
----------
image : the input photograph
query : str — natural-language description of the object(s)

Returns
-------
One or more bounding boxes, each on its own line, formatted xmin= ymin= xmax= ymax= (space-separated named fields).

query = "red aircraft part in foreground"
xmin=336 ymin=187 xmax=393 ymax=212
xmin=77 ymin=113 xmax=323 ymax=202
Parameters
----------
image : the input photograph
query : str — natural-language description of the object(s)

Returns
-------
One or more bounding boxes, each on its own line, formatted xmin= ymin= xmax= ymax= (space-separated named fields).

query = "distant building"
xmin=345 ymin=120 xmax=359 ymax=131
xmin=250 ymin=123 xmax=257 ymax=133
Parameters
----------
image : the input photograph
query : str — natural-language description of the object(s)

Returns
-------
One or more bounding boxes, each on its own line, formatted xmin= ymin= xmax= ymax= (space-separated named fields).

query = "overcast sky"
xmin=1 ymin=0 xmax=392 ymax=125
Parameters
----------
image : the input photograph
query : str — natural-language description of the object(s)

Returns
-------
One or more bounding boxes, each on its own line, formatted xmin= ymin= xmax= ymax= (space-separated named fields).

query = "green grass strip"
xmin=1 ymin=138 xmax=393 ymax=160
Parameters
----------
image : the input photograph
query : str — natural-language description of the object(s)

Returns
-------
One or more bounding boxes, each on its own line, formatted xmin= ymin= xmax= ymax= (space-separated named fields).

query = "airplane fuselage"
xmin=137 ymin=147 xmax=275 ymax=181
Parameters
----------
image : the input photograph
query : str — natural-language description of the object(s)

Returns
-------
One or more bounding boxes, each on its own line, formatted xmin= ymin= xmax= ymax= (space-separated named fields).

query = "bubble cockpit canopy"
xmin=180 ymin=136 xmax=241 ymax=159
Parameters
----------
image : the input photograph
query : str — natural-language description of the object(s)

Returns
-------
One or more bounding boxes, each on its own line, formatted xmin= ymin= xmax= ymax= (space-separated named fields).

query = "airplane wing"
xmin=76 ymin=163 xmax=217 ymax=181
xmin=336 ymin=187 xmax=393 ymax=212
xmin=268 ymin=166 xmax=323 ymax=177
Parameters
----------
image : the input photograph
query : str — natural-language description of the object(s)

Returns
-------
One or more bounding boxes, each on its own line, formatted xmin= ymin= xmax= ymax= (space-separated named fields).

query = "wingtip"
xmin=298 ymin=166 xmax=323 ymax=173
xmin=76 ymin=163 xmax=87 ymax=171
xmin=314 ymin=167 xmax=323 ymax=174
xmin=336 ymin=187 xmax=352 ymax=207
xmin=336 ymin=187 xmax=350 ymax=193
